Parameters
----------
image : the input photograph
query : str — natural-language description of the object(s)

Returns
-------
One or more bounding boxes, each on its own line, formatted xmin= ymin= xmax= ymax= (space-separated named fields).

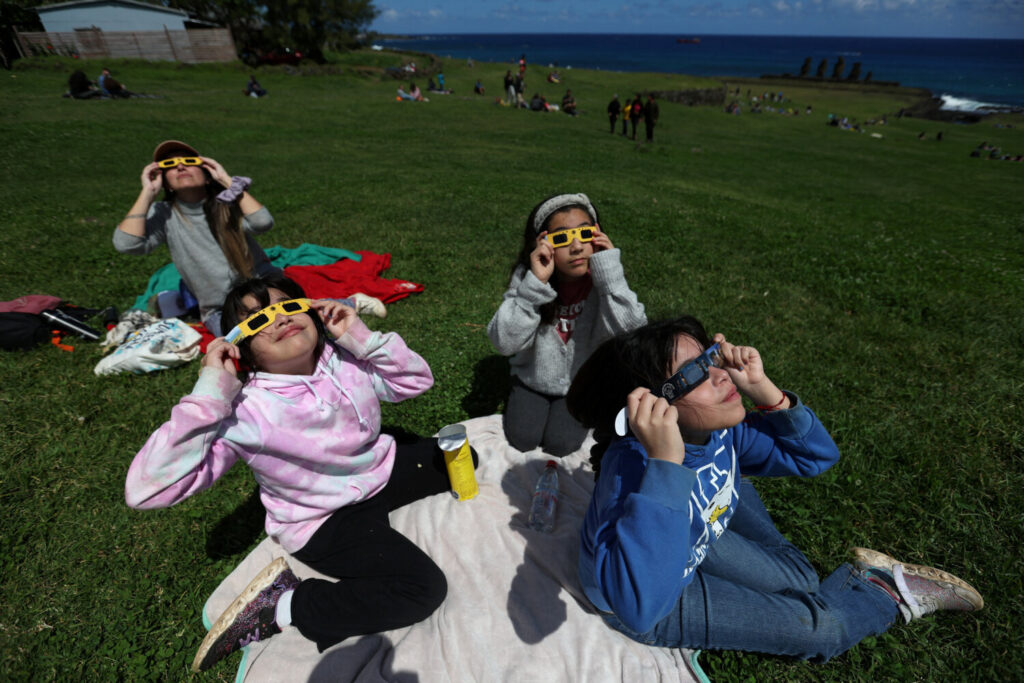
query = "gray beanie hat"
xmin=532 ymin=193 xmax=598 ymax=234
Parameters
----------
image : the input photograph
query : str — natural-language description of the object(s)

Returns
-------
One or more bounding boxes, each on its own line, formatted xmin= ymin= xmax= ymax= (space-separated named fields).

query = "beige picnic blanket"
xmin=202 ymin=415 xmax=706 ymax=682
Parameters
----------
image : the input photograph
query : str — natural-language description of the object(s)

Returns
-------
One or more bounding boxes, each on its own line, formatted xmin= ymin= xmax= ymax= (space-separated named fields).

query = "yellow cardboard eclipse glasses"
xmin=225 ymin=298 xmax=311 ymax=344
xmin=545 ymin=226 xmax=595 ymax=248
xmin=157 ymin=156 xmax=203 ymax=169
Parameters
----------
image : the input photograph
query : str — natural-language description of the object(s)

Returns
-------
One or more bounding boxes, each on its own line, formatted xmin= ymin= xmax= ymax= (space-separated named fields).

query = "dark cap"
xmin=152 ymin=140 xmax=200 ymax=162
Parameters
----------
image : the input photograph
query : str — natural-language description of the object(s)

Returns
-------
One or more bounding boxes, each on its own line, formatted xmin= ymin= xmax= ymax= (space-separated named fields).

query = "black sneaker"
xmin=191 ymin=557 xmax=300 ymax=672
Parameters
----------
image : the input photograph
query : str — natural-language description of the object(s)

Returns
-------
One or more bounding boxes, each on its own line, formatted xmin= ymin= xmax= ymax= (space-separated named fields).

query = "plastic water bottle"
xmin=528 ymin=460 xmax=559 ymax=533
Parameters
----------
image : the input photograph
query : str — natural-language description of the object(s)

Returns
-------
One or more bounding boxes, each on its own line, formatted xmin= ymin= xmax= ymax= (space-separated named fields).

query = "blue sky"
xmin=370 ymin=0 xmax=1024 ymax=39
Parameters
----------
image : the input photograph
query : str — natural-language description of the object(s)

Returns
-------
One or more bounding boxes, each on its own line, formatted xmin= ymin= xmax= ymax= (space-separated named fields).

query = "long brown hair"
xmin=164 ymin=169 xmax=253 ymax=279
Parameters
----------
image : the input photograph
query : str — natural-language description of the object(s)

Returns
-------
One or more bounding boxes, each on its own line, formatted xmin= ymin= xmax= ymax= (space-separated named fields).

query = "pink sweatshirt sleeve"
xmin=125 ymin=367 xmax=245 ymax=510
xmin=335 ymin=318 xmax=434 ymax=403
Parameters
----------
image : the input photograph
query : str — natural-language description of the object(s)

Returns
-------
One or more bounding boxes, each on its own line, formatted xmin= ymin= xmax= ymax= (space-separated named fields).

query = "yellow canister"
xmin=437 ymin=424 xmax=478 ymax=501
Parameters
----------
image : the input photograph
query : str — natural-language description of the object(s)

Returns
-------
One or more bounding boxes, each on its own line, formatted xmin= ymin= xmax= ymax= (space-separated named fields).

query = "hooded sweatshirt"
xmin=124 ymin=318 xmax=433 ymax=553
xmin=487 ymin=248 xmax=646 ymax=397
xmin=578 ymin=394 xmax=840 ymax=634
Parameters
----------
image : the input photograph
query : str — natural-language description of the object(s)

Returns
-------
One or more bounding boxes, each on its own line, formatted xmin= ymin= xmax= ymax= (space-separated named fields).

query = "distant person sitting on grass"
xmin=244 ymin=75 xmax=267 ymax=98
xmin=397 ymin=83 xmax=427 ymax=101
xmin=562 ymin=89 xmax=578 ymax=116
xmin=567 ymin=316 xmax=984 ymax=663
xmin=97 ymin=67 xmax=134 ymax=98
xmin=66 ymin=70 xmax=101 ymax=99
xmin=474 ymin=79 xmax=485 ymax=95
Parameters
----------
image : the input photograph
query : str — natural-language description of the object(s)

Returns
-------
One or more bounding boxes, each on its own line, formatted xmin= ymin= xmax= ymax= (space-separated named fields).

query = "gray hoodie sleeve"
xmin=487 ymin=266 xmax=558 ymax=356
xmin=112 ymin=202 xmax=170 ymax=255
xmin=241 ymin=206 xmax=274 ymax=235
xmin=588 ymin=248 xmax=647 ymax=338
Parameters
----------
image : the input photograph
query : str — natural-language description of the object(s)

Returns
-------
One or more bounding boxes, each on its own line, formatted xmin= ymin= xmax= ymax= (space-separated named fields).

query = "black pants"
xmin=630 ymin=118 xmax=639 ymax=139
xmin=503 ymin=377 xmax=588 ymax=457
xmin=646 ymin=121 xmax=655 ymax=141
xmin=290 ymin=434 xmax=466 ymax=651
xmin=622 ymin=115 xmax=629 ymax=135
xmin=609 ymin=114 xmax=618 ymax=133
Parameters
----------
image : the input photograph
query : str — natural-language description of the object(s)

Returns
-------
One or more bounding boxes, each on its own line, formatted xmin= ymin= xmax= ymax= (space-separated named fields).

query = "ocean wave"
xmin=939 ymin=93 xmax=1018 ymax=112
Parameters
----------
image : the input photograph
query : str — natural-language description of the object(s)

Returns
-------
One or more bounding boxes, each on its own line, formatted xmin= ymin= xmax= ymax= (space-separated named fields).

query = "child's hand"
xmin=591 ymin=224 xmax=614 ymax=252
xmin=713 ymin=333 xmax=789 ymax=410
xmin=203 ymin=338 xmax=240 ymax=376
xmin=626 ymin=387 xmax=685 ymax=465
xmin=311 ymin=299 xmax=356 ymax=338
xmin=530 ymin=233 xmax=556 ymax=283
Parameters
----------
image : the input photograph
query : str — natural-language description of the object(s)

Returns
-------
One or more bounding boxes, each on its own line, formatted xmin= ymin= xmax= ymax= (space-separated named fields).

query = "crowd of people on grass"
xmin=113 ymin=139 xmax=986 ymax=673
xmin=971 ymin=141 xmax=1023 ymax=161
xmin=606 ymin=93 xmax=660 ymax=141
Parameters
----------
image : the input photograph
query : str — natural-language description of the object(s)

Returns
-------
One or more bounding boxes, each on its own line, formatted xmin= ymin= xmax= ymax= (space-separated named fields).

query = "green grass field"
xmin=1 ymin=52 xmax=1022 ymax=681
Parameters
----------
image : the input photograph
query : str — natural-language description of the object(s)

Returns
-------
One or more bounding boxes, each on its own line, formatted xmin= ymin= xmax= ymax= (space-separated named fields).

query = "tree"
xmin=815 ymin=59 xmax=828 ymax=78
xmin=831 ymin=56 xmax=845 ymax=80
xmin=262 ymin=0 xmax=378 ymax=61
xmin=0 ymin=0 xmax=44 ymax=68
xmin=168 ymin=0 xmax=265 ymax=56
xmin=170 ymin=0 xmax=378 ymax=62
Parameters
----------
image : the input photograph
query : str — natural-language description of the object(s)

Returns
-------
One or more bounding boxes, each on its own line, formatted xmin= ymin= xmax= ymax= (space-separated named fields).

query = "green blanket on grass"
xmin=130 ymin=243 xmax=361 ymax=311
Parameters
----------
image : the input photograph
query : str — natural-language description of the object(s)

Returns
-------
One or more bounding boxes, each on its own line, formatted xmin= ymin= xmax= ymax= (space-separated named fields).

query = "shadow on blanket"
xmin=501 ymin=459 xmax=599 ymax=645
xmin=308 ymin=636 xmax=418 ymax=683
xmin=199 ymin=415 xmax=704 ymax=682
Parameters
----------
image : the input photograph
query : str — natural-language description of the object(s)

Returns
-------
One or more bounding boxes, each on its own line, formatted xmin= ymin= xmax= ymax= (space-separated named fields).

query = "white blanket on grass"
xmin=202 ymin=415 xmax=705 ymax=682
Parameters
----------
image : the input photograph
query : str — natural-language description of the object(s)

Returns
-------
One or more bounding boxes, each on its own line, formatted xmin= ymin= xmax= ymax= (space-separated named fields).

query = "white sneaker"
xmin=349 ymin=293 xmax=387 ymax=318
xmin=851 ymin=547 xmax=983 ymax=621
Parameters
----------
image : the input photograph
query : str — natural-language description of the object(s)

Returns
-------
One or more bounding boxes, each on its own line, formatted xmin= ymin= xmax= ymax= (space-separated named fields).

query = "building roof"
xmin=36 ymin=0 xmax=189 ymax=18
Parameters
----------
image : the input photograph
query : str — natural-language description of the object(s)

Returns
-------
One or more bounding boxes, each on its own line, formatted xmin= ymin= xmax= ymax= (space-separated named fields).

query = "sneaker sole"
xmin=850 ymin=547 xmax=984 ymax=610
xmin=191 ymin=557 xmax=288 ymax=672
xmin=351 ymin=294 xmax=387 ymax=318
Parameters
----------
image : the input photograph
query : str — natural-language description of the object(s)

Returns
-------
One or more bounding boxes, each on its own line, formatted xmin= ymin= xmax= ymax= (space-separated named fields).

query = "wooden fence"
xmin=16 ymin=28 xmax=236 ymax=63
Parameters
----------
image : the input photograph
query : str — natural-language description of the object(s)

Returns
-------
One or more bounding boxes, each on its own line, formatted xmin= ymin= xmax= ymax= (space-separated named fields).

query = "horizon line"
xmin=373 ymin=31 xmax=1023 ymax=41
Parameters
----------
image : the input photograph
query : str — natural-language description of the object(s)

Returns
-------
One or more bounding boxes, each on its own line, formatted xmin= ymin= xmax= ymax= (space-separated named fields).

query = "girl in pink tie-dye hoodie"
xmin=125 ymin=274 xmax=458 ymax=673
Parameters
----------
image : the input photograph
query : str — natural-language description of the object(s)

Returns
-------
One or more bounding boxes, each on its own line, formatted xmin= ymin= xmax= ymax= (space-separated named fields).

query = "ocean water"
xmin=378 ymin=34 xmax=1024 ymax=111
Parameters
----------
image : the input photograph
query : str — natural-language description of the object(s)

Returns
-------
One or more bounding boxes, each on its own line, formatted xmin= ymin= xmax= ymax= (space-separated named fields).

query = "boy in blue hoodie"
xmin=567 ymin=316 xmax=983 ymax=662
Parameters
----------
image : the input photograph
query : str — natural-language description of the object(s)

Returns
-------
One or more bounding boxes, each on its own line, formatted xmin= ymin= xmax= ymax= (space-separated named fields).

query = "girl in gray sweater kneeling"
xmin=487 ymin=193 xmax=647 ymax=456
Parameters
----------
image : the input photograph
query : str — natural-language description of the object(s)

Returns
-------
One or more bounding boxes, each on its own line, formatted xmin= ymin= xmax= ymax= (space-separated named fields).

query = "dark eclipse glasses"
xmin=658 ymin=343 xmax=726 ymax=401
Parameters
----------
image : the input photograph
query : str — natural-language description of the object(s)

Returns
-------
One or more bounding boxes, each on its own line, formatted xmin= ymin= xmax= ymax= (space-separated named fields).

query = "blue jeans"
xmin=603 ymin=478 xmax=901 ymax=662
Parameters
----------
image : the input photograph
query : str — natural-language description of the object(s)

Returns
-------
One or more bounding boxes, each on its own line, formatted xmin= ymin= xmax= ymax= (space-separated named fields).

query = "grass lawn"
xmin=0 ymin=51 xmax=1021 ymax=681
